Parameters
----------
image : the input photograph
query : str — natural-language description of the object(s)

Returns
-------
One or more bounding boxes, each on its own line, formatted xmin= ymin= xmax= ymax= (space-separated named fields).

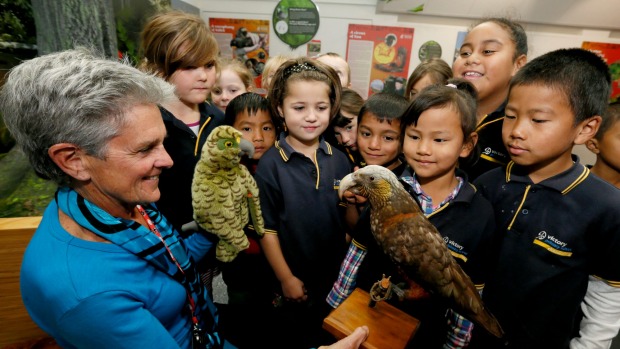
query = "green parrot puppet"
xmin=188 ymin=125 xmax=264 ymax=262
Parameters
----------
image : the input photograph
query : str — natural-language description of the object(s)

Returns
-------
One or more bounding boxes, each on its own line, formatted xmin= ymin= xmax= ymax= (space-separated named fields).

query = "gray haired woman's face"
xmin=77 ymin=103 xmax=173 ymax=213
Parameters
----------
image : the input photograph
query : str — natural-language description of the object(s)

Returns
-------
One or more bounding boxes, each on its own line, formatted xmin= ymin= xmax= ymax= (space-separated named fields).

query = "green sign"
xmin=273 ymin=0 xmax=320 ymax=49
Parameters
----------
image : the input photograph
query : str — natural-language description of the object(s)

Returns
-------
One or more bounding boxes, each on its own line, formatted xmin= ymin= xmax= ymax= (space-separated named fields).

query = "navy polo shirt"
xmin=473 ymin=157 xmax=620 ymax=348
xmin=254 ymin=133 xmax=352 ymax=300
xmin=460 ymin=103 xmax=510 ymax=181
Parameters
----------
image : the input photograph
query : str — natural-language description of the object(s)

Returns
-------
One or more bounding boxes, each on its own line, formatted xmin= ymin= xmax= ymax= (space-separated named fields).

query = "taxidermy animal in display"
xmin=339 ymin=165 xmax=503 ymax=338
xmin=189 ymin=125 xmax=264 ymax=262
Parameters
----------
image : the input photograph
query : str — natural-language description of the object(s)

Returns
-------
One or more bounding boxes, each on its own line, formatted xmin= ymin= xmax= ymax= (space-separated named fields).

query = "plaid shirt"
xmin=400 ymin=175 xmax=463 ymax=215
xmin=326 ymin=239 xmax=367 ymax=308
xmin=327 ymin=173 xmax=474 ymax=348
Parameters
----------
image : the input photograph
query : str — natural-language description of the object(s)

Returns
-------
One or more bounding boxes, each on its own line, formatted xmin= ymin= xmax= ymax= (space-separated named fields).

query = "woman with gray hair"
xmin=1 ymin=49 xmax=227 ymax=348
xmin=1 ymin=49 xmax=370 ymax=349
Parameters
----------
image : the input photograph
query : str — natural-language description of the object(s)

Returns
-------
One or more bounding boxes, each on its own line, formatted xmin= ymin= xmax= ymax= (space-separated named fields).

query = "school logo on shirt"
xmin=443 ymin=236 xmax=468 ymax=262
xmin=482 ymin=147 xmax=504 ymax=157
xmin=481 ymin=146 xmax=508 ymax=164
xmin=533 ymin=231 xmax=573 ymax=257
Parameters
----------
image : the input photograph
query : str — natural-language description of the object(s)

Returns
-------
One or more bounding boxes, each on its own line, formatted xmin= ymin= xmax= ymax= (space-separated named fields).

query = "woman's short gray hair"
xmin=0 ymin=48 xmax=176 ymax=185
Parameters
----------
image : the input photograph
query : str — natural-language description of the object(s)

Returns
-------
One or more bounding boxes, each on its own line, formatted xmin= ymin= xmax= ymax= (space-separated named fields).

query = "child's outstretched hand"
xmin=342 ymin=166 xmax=368 ymax=205
xmin=342 ymin=190 xmax=368 ymax=205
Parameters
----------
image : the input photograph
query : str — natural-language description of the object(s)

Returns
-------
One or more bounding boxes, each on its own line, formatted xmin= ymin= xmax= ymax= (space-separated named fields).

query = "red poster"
xmin=582 ymin=41 xmax=620 ymax=102
xmin=209 ymin=18 xmax=270 ymax=89
xmin=346 ymin=24 xmax=414 ymax=98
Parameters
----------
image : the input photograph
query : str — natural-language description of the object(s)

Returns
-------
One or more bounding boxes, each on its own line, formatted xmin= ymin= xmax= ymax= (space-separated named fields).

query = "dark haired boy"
xmin=356 ymin=92 xmax=409 ymax=172
xmin=215 ymin=92 xmax=279 ymax=348
xmin=472 ymin=48 xmax=620 ymax=348
xmin=586 ymin=101 xmax=620 ymax=189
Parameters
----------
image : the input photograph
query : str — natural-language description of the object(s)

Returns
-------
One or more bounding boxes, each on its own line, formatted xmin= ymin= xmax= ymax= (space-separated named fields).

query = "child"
xmin=140 ymin=11 xmax=224 ymax=232
xmin=261 ymin=54 xmax=290 ymax=92
xmin=405 ymin=58 xmax=452 ymax=100
xmin=316 ymin=52 xmax=352 ymax=88
xmin=255 ymin=57 xmax=351 ymax=348
xmin=471 ymin=48 xmax=620 ymax=348
xmin=586 ymin=101 xmax=620 ymax=189
xmin=223 ymin=92 xmax=279 ymax=166
xmin=331 ymin=88 xmax=365 ymax=167
xmin=356 ymin=92 xmax=409 ymax=171
xmin=452 ymin=17 xmax=528 ymax=180
xmin=329 ymin=79 xmax=496 ymax=348
xmin=218 ymin=92 xmax=278 ymax=348
xmin=211 ymin=58 xmax=255 ymax=112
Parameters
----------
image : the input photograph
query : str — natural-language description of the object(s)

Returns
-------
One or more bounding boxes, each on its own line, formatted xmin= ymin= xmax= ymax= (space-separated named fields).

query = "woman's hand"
xmin=319 ymin=326 xmax=369 ymax=349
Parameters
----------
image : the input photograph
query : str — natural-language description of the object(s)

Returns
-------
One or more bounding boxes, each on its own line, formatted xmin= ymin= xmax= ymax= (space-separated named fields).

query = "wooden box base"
xmin=323 ymin=288 xmax=420 ymax=349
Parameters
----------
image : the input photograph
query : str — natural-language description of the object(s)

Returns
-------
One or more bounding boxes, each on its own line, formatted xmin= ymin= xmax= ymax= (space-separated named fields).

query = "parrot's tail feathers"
xmin=471 ymin=306 xmax=504 ymax=338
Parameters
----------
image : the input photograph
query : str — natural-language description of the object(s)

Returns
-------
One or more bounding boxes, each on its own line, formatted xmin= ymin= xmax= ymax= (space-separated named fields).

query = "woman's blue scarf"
xmin=56 ymin=186 xmax=222 ymax=348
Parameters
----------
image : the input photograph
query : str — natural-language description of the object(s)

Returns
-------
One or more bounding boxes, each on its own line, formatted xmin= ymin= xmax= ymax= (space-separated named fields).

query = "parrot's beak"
xmin=338 ymin=172 xmax=356 ymax=199
xmin=239 ymin=138 xmax=255 ymax=159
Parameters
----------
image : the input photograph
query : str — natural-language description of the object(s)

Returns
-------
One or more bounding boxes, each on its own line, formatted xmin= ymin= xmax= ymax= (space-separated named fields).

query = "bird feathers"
xmin=339 ymin=165 xmax=503 ymax=338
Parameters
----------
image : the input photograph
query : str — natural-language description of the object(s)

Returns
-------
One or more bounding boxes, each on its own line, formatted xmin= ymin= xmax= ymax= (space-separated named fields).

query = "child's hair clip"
xmin=283 ymin=62 xmax=319 ymax=78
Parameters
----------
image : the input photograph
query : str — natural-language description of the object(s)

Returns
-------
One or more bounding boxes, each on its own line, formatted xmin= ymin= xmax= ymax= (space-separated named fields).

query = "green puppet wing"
xmin=190 ymin=125 xmax=265 ymax=262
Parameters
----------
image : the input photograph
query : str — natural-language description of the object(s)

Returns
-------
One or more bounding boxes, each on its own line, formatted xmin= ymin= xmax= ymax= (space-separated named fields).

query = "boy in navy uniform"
xmin=586 ymin=101 xmax=620 ymax=189
xmin=472 ymin=48 xmax=620 ymax=348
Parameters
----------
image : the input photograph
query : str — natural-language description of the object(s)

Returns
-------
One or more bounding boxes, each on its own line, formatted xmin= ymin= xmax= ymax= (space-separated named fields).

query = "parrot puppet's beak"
xmin=338 ymin=172 xmax=356 ymax=199
xmin=239 ymin=138 xmax=255 ymax=159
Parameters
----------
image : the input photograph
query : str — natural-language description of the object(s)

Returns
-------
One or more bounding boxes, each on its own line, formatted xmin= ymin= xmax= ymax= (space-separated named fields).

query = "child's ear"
xmin=459 ymin=132 xmax=479 ymax=158
xmin=48 ymin=143 xmax=91 ymax=181
xmin=585 ymin=138 xmax=600 ymax=154
xmin=574 ymin=115 xmax=602 ymax=145
xmin=512 ymin=54 xmax=527 ymax=75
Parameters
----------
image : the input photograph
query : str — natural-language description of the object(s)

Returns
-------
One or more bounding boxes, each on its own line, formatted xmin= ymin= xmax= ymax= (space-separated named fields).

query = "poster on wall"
xmin=346 ymin=24 xmax=414 ymax=99
xmin=272 ymin=0 xmax=320 ymax=50
xmin=582 ymin=41 xmax=620 ymax=102
xmin=307 ymin=39 xmax=321 ymax=57
xmin=419 ymin=40 xmax=442 ymax=61
xmin=209 ymin=18 xmax=270 ymax=88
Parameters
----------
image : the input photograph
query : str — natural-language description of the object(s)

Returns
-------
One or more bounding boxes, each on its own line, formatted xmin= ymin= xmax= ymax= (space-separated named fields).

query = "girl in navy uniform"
xmin=452 ymin=18 xmax=528 ymax=180
xmin=330 ymin=79 xmax=496 ymax=348
xmin=405 ymin=58 xmax=452 ymax=100
xmin=330 ymin=88 xmax=365 ymax=169
xmin=255 ymin=57 xmax=353 ymax=348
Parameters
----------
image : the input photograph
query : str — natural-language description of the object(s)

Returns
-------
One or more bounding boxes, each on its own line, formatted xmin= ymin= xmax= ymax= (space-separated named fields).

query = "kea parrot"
xmin=188 ymin=125 xmax=265 ymax=262
xmin=339 ymin=165 xmax=503 ymax=338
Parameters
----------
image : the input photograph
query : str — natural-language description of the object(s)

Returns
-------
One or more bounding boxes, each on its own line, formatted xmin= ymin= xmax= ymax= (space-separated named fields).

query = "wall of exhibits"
xmin=177 ymin=0 xmax=620 ymax=164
